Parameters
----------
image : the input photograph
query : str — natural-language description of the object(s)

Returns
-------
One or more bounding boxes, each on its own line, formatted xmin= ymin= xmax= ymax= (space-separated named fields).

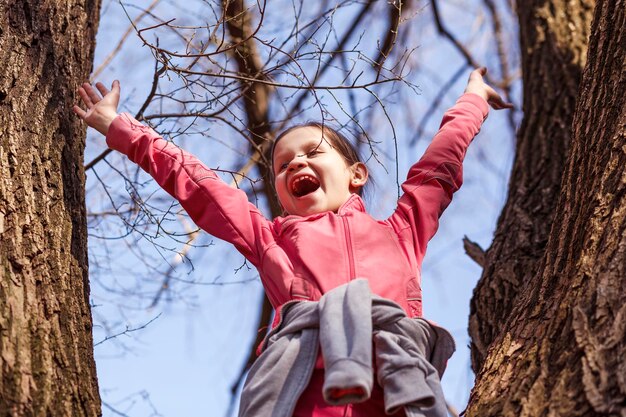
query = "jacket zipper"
xmin=342 ymin=215 xmax=355 ymax=281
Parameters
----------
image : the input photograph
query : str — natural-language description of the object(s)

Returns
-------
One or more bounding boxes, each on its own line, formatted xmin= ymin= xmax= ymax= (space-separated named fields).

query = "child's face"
xmin=273 ymin=127 xmax=358 ymax=216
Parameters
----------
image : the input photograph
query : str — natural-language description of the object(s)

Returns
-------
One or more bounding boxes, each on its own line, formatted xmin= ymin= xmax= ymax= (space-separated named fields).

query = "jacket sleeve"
xmin=387 ymin=93 xmax=489 ymax=263
xmin=106 ymin=113 xmax=271 ymax=266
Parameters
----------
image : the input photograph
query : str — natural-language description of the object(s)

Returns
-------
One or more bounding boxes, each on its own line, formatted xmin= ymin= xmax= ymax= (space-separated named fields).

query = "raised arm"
xmin=387 ymin=68 xmax=512 ymax=264
xmin=74 ymin=82 xmax=271 ymax=266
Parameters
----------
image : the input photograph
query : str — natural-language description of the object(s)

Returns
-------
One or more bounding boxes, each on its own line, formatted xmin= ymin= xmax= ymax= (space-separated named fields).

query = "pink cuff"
xmin=456 ymin=93 xmax=490 ymax=121
xmin=105 ymin=112 xmax=151 ymax=155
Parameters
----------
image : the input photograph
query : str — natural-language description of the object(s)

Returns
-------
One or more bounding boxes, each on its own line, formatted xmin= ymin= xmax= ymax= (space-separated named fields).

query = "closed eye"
xmin=276 ymin=147 xmax=323 ymax=172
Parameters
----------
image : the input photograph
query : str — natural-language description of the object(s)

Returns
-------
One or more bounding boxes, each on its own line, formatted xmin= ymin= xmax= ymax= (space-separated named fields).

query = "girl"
xmin=74 ymin=67 xmax=512 ymax=416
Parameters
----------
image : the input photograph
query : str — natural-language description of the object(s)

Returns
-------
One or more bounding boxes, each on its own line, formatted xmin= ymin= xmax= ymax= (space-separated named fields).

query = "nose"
xmin=287 ymin=155 xmax=307 ymax=171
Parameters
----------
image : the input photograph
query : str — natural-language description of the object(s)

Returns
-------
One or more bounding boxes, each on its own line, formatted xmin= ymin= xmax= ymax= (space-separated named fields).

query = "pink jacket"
xmin=106 ymin=93 xmax=488 ymax=321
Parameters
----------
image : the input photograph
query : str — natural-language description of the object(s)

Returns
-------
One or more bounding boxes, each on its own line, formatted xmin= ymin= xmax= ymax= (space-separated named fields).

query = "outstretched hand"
xmin=464 ymin=68 xmax=513 ymax=110
xmin=73 ymin=80 xmax=121 ymax=136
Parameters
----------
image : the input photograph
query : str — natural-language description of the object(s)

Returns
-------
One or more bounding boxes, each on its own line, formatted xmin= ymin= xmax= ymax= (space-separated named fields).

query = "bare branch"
xmin=85 ymin=61 xmax=166 ymax=170
xmin=94 ymin=314 xmax=162 ymax=347
xmin=463 ymin=235 xmax=486 ymax=268
xmin=431 ymin=0 xmax=498 ymax=86
xmin=373 ymin=0 xmax=406 ymax=79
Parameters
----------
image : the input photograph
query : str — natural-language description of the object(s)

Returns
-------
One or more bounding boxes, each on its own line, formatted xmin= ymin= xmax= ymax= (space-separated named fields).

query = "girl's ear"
xmin=349 ymin=162 xmax=368 ymax=192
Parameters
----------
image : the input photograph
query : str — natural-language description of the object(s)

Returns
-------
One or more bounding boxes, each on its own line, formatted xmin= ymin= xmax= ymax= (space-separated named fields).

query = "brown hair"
xmin=271 ymin=122 xmax=369 ymax=197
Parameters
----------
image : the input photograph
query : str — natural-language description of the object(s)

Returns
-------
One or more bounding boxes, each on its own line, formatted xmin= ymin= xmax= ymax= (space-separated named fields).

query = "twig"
xmin=93 ymin=313 xmax=162 ymax=347
xmin=373 ymin=0 xmax=406 ymax=80
xmin=84 ymin=62 xmax=166 ymax=170
xmin=431 ymin=0 xmax=496 ymax=86
xmin=92 ymin=0 xmax=162 ymax=80
xmin=482 ymin=0 xmax=517 ymax=131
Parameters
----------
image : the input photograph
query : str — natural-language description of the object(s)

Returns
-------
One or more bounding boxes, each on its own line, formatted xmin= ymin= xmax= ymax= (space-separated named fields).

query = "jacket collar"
xmin=274 ymin=194 xmax=366 ymax=232
xmin=337 ymin=193 xmax=365 ymax=215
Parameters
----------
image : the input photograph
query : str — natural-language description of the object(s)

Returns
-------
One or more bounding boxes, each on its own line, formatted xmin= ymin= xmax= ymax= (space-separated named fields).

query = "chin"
xmin=289 ymin=202 xmax=328 ymax=217
xmin=294 ymin=207 xmax=322 ymax=217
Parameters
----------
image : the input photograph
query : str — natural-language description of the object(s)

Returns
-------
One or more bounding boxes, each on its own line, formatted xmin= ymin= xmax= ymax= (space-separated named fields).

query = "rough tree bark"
xmin=0 ymin=1 xmax=101 ymax=416
xmin=468 ymin=0 xmax=595 ymax=372
xmin=466 ymin=0 xmax=626 ymax=415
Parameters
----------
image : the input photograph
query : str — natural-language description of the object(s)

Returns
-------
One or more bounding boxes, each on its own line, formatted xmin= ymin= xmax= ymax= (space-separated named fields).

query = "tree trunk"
xmin=0 ymin=1 xmax=101 ymax=416
xmin=221 ymin=0 xmax=278 ymax=398
xmin=466 ymin=1 xmax=626 ymax=415
xmin=468 ymin=0 xmax=595 ymax=372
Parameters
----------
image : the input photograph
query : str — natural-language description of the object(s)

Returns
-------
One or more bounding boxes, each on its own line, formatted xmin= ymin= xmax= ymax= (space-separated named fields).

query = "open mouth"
xmin=291 ymin=175 xmax=321 ymax=197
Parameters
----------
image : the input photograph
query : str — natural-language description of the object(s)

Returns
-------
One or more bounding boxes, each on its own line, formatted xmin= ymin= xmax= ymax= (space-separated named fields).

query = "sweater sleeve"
xmin=386 ymin=93 xmax=489 ymax=264
xmin=106 ymin=113 xmax=271 ymax=266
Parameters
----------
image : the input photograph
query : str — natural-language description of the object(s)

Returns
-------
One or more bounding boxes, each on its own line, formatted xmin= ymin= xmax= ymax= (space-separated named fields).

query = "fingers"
xmin=469 ymin=67 xmax=487 ymax=81
xmin=498 ymin=101 xmax=515 ymax=110
xmin=488 ymin=96 xmax=514 ymax=110
xmin=488 ymin=100 xmax=505 ymax=110
xmin=494 ymin=98 xmax=514 ymax=109
xmin=73 ymin=105 xmax=87 ymax=119
xmin=485 ymin=86 xmax=514 ymax=110
xmin=84 ymin=82 xmax=103 ymax=104
xmin=469 ymin=69 xmax=515 ymax=110
xmin=78 ymin=82 xmax=105 ymax=107
xmin=76 ymin=79 xmax=120 ymax=110
xmin=95 ymin=82 xmax=110 ymax=97
xmin=78 ymin=85 xmax=94 ymax=108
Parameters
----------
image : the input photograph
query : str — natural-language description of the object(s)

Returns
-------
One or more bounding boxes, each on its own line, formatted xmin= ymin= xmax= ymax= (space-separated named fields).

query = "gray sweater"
xmin=238 ymin=279 xmax=455 ymax=417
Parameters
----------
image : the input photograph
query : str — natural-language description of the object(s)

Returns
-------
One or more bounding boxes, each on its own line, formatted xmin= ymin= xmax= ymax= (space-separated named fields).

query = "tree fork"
xmin=0 ymin=0 xmax=102 ymax=415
